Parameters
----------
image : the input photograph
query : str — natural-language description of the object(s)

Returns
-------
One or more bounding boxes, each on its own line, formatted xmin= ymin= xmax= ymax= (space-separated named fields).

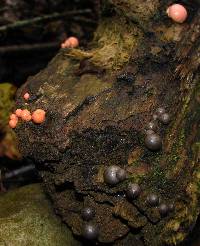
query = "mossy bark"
xmin=15 ymin=1 xmax=200 ymax=245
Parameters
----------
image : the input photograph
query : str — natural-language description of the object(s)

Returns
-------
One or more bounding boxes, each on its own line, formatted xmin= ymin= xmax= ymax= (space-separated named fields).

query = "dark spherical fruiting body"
xmin=159 ymin=113 xmax=171 ymax=125
xmin=126 ymin=183 xmax=141 ymax=199
xmin=147 ymin=194 xmax=159 ymax=206
xmin=146 ymin=129 xmax=155 ymax=135
xmin=104 ymin=165 xmax=120 ymax=185
xmin=104 ymin=166 xmax=126 ymax=185
xmin=117 ymin=72 xmax=134 ymax=84
xmin=145 ymin=134 xmax=162 ymax=151
xmin=153 ymin=114 xmax=158 ymax=120
xmin=168 ymin=203 xmax=175 ymax=212
xmin=146 ymin=121 xmax=157 ymax=131
xmin=116 ymin=168 xmax=127 ymax=181
xmin=81 ymin=207 xmax=95 ymax=221
xmin=82 ymin=223 xmax=99 ymax=240
xmin=159 ymin=204 xmax=169 ymax=217
xmin=156 ymin=107 xmax=165 ymax=115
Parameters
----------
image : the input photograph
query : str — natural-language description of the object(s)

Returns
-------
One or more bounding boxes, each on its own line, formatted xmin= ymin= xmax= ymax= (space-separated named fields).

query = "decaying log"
xmin=15 ymin=0 xmax=200 ymax=245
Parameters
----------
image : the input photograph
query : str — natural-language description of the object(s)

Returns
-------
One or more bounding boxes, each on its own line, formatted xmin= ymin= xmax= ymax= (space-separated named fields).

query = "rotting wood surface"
xmin=15 ymin=1 xmax=200 ymax=245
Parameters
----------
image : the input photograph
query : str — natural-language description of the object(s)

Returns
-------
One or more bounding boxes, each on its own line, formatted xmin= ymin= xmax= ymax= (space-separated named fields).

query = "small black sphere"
xmin=159 ymin=204 xmax=169 ymax=217
xmin=81 ymin=207 xmax=95 ymax=221
xmin=116 ymin=168 xmax=127 ymax=181
xmin=168 ymin=203 xmax=175 ymax=212
xmin=145 ymin=134 xmax=162 ymax=151
xmin=104 ymin=165 xmax=120 ymax=185
xmin=147 ymin=194 xmax=159 ymax=206
xmin=126 ymin=183 xmax=141 ymax=199
xmin=153 ymin=114 xmax=158 ymax=120
xmin=146 ymin=129 xmax=155 ymax=135
xmin=117 ymin=72 xmax=134 ymax=84
xmin=159 ymin=113 xmax=171 ymax=125
xmin=156 ymin=107 xmax=165 ymax=115
xmin=146 ymin=121 xmax=157 ymax=131
xmin=82 ymin=223 xmax=99 ymax=240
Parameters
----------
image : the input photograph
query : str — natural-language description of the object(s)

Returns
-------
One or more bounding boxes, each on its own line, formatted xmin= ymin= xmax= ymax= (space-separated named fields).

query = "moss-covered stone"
xmin=0 ymin=184 xmax=80 ymax=246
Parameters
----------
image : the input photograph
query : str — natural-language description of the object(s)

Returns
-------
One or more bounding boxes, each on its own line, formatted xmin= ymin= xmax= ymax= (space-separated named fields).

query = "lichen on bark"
xmin=15 ymin=0 xmax=200 ymax=245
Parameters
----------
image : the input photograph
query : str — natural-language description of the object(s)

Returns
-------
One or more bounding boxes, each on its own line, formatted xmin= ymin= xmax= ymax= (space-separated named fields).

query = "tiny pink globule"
xmin=61 ymin=37 xmax=79 ymax=49
xmin=15 ymin=109 xmax=23 ymax=117
xmin=61 ymin=40 xmax=70 ymax=48
xmin=10 ymin=113 xmax=18 ymax=121
xmin=61 ymin=43 xmax=65 ymax=49
xmin=9 ymin=119 xmax=18 ymax=129
xmin=21 ymin=109 xmax=32 ymax=121
xmin=61 ymin=42 xmax=66 ymax=49
xmin=67 ymin=37 xmax=79 ymax=48
xmin=167 ymin=4 xmax=187 ymax=23
xmin=23 ymin=92 xmax=30 ymax=100
xmin=32 ymin=109 xmax=46 ymax=124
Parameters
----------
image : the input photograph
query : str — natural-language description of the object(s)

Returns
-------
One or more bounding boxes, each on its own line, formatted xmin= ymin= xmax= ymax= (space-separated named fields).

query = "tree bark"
xmin=15 ymin=1 xmax=200 ymax=245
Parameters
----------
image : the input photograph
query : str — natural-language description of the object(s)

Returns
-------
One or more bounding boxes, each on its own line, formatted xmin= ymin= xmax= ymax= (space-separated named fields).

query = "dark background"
xmin=0 ymin=0 xmax=99 ymax=86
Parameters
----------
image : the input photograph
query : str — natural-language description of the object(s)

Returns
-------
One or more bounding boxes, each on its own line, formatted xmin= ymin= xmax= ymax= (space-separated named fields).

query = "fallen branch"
xmin=0 ymin=9 xmax=92 ymax=32
xmin=0 ymin=42 xmax=60 ymax=54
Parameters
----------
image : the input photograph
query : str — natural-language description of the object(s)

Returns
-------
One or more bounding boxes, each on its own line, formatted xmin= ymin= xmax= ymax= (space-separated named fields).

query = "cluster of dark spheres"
xmin=117 ymin=72 xmax=134 ymax=84
xmin=127 ymin=184 xmax=174 ymax=217
xmin=101 ymin=167 xmax=175 ymax=242
xmin=81 ymin=207 xmax=99 ymax=240
xmin=87 ymin=106 xmax=171 ymax=240
xmin=147 ymin=193 xmax=174 ymax=216
xmin=104 ymin=165 xmax=127 ymax=185
xmin=145 ymin=107 xmax=171 ymax=151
